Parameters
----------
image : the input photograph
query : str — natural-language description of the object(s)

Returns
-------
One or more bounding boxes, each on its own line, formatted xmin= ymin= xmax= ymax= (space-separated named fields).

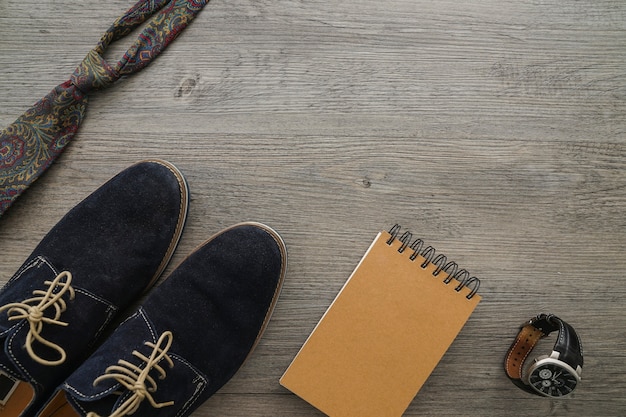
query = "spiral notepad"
xmin=280 ymin=224 xmax=482 ymax=417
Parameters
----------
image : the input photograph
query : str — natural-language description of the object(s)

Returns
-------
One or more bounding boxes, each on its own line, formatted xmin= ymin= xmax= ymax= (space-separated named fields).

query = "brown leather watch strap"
xmin=505 ymin=324 xmax=545 ymax=380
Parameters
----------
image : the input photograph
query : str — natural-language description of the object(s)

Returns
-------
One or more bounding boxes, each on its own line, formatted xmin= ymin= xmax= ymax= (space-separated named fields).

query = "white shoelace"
xmin=0 ymin=271 xmax=75 ymax=366
xmin=87 ymin=331 xmax=175 ymax=417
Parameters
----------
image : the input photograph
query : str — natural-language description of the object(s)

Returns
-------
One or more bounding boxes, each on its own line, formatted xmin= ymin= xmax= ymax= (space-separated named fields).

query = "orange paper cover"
xmin=280 ymin=230 xmax=481 ymax=417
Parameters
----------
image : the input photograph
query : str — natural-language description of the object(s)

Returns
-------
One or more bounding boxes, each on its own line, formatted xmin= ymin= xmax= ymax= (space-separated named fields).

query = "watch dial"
xmin=529 ymin=363 xmax=578 ymax=397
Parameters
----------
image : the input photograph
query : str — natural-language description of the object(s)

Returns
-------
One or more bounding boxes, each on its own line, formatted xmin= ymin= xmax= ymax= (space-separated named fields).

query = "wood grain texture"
xmin=1 ymin=0 xmax=625 ymax=415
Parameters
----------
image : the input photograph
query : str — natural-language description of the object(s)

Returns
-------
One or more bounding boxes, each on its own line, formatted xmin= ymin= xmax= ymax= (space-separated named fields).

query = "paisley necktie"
xmin=0 ymin=0 xmax=209 ymax=216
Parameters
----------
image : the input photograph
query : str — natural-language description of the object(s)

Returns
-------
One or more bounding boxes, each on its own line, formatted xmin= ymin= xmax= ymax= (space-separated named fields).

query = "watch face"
xmin=528 ymin=362 xmax=578 ymax=397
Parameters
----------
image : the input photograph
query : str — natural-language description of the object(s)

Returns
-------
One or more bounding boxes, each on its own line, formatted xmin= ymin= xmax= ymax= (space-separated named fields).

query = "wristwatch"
xmin=504 ymin=313 xmax=583 ymax=397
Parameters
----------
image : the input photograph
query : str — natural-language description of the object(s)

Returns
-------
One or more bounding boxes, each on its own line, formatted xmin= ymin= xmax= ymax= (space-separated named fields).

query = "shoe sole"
xmin=240 ymin=222 xmax=288 ymax=360
xmin=138 ymin=159 xmax=190 ymax=291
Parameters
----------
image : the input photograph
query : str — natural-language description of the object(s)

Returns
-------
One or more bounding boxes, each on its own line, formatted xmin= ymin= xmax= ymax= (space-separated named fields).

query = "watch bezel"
xmin=525 ymin=357 xmax=581 ymax=397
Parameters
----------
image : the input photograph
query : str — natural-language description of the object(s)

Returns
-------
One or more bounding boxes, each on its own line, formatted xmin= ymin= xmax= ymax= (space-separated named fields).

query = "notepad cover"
xmin=280 ymin=230 xmax=481 ymax=417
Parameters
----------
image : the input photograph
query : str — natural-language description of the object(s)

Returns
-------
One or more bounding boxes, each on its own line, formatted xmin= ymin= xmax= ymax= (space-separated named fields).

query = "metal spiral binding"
xmin=386 ymin=224 xmax=480 ymax=299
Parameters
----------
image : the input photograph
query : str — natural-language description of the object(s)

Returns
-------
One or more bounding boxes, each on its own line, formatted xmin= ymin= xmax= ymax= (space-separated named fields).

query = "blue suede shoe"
xmin=37 ymin=222 xmax=287 ymax=417
xmin=0 ymin=160 xmax=189 ymax=417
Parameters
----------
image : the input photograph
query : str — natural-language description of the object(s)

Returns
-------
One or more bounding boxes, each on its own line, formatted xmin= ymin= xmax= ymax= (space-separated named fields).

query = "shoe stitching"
xmin=103 ymin=351 xmax=208 ymax=417
xmin=137 ymin=307 xmax=158 ymax=345
xmin=86 ymin=331 xmax=175 ymax=417
xmin=73 ymin=288 xmax=115 ymax=309
xmin=0 ymin=363 xmax=20 ymax=381
xmin=71 ymin=288 xmax=118 ymax=346
xmin=7 ymin=320 xmax=36 ymax=384
xmin=115 ymin=309 xmax=141 ymax=330
xmin=174 ymin=370 xmax=207 ymax=417
xmin=71 ymin=400 xmax=89 ymax=416
xmin=0 ymin=271 xmax=75 ymax=366
xmin=65 ymin=307 xmax=208 ymax=417
xmin=62 ymin=348 xmax=208 ymax=407
xmin=1 ymin=271 xmax=118 ymax=390
xmin=106 ymin=352 xmax=207 ymax=417
xmin=64 ymin=376 xmax=119 ymax=400
xmin=1 ymin=257 xmax=60 ymax=340
xmin=90 ymin=304 xmax=117 ymax=347
xmin=1 ymin=256 xmax=58 ymax=292
xmin=63 ymin=308 xmax=156 ymax=401
xmin=80 ymin=348 xmax=208 ymax=417
xmin=1 ymin=258 xmax=35 ymax=290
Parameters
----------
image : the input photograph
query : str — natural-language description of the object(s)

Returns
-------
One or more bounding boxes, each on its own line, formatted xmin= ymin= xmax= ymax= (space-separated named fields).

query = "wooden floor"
xmin=1 ymin=0 xmax=625 ymax=416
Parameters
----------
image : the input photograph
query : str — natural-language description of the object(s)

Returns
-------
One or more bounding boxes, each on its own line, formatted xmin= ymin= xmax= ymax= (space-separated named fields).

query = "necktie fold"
xmin=0 ymin=0 xmax=209 ymax=216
